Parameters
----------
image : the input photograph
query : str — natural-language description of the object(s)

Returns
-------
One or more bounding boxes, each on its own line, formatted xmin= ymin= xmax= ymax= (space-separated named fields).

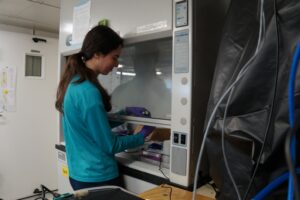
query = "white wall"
xmin=0 ymin=29 xmax=58 ymax=200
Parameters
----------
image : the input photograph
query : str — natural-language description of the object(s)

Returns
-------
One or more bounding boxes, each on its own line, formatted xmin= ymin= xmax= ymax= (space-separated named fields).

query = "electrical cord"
xmin=285 ymin=118 xmax=300 ymax=200
xmin=252 ymin=168 xmax=300 ymax=200
xmin=192 ymin=35 xmax=265 ymax=199
xmin=158 ymin=157 xmax=172 ymax=200
xmin=221 ymin=88 xmax=242 ymax=200
xmin=288 ymin=43 xmax=300 ymax=130
xmin=220 ymin=12 xmax=265 ymax=200
xmin=161 ymin=184 xmax=173 ymax=200
xmin=250 ymin=40 xmax=300 ymax=200
xmin=192 ymin=38 xmax=265 ymax=200
xmin=35 ymin=185 xmax=59 ymax=200
xmin=288 ymin=134 xmax=297 ymax=200
xmin=16 ymin=185 xmax=58 ymax=200
xmin=159 ymin=157 xmax=170 ymax=181
xmin=287 ymin=41 xmax=300 ymax=200
xmin=221 ymin=1 xmax=275 ymax=199
xmin=242 ymin=1 xmax=278 ymax=199
xmin=192 ymin=0 xmax=266 ymax=199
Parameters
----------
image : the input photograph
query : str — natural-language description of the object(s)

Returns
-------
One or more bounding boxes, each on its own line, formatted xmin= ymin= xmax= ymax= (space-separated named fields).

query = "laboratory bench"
xmin=55 ymin=144 xmax=216 ymax=200
xmin=56 ymin=143 xmax=210 ymax=190
xmin=55 ymin=144 xmax=169 ymax=186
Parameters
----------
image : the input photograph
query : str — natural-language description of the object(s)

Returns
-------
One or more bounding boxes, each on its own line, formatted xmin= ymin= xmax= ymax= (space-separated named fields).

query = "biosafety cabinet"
xmin=56 ymin=0 xmax=229 ymax=194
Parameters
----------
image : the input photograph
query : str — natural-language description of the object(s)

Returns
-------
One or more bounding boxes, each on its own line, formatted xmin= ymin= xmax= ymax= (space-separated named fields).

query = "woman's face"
xmin=96 ymin=46 xmax=122 ymax=75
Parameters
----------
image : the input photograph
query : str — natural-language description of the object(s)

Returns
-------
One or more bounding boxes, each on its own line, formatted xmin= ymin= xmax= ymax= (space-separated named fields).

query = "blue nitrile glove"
xmin=140 ymin=125 xmax=155 ymax=138
xmin=125 ymin=107 xmax=151 ymax=117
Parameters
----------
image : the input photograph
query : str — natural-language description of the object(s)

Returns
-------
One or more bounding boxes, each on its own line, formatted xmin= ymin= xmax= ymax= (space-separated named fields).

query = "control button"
xmin=180 ymin=118 xmax=187 ymax=125
xmin=174 ymin=133 xmax=179 ymax=144
xmin=181 ymin=134 xmax=186 ymax=145
xmin=181 ymin=77 xmax=188 ymax=85
xmin=181 ymin=98 xmax=187 ymax=105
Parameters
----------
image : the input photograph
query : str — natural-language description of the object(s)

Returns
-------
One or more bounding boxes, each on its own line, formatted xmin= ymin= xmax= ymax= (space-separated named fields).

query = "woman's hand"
xmin=139 ymin=125 xmax=155 ymax=138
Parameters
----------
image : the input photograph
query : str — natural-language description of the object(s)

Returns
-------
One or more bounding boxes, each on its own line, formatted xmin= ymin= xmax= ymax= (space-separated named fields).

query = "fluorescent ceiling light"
xmin=116 ymin=72 xmax=136 ymax=76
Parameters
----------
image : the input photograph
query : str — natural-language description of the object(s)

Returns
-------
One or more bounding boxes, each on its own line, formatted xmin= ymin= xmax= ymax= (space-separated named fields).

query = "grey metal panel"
xmin=171 ymin=147 xmax=187 ymax=176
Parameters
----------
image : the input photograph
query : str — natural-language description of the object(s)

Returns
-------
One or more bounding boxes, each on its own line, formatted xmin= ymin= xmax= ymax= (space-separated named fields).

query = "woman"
xmin=55 ymin=25 xmax=154 ymax=190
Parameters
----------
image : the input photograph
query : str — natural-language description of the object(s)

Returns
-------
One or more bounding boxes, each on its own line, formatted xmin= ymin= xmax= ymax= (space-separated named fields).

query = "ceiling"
xmin=0 ymin=0 xmax=60 ymax=34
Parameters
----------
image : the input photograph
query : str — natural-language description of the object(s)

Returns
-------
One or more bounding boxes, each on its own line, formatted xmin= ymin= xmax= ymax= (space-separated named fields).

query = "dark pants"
xmin=69 ymin=176 xmax=124 ymax=190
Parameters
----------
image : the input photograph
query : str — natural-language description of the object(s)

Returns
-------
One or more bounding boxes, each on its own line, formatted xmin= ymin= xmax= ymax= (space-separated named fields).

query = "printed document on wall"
xmin=72 ymin=0 xmax=91 ymax=45
xmin=0 ymin=66 xmax=17 ymax=112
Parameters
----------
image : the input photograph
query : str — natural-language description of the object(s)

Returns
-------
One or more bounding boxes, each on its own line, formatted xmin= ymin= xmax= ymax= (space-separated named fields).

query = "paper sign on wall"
xmin=0 ymin=66 xmax=17 ymax=112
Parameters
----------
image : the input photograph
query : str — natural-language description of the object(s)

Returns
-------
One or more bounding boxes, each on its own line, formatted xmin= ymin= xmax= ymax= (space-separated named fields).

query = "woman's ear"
xmin=93 ymin=53 xmax=105 ymax=68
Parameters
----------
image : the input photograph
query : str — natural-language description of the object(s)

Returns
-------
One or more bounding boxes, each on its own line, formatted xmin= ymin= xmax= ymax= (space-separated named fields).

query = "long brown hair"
xmin=55 ymin=25 xmax=123 ymax=114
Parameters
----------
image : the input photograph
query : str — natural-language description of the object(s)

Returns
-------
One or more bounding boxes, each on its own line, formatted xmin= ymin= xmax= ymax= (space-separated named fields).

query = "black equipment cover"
xmin=204 ymin=0 xmax=300 ymax=199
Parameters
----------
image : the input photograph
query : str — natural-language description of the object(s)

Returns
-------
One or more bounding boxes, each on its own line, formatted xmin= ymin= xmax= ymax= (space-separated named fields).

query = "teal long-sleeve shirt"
xmin=62 ymin=78 xmax=144 ymax=183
